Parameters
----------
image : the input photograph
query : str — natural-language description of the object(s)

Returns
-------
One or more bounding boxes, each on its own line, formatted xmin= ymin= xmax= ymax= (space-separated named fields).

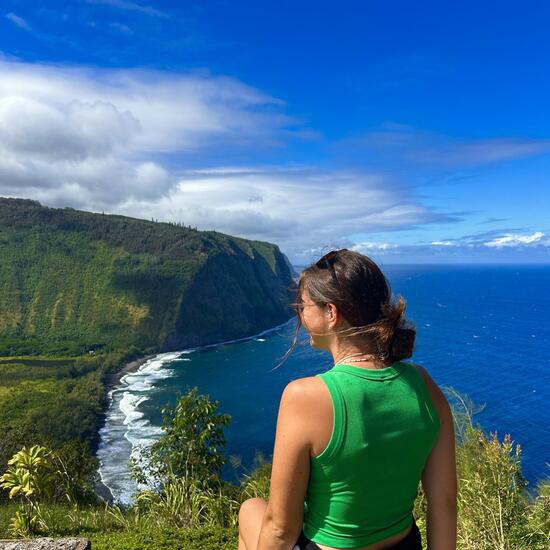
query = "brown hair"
xmin=273 ymin=249 xmax=415 ymax=370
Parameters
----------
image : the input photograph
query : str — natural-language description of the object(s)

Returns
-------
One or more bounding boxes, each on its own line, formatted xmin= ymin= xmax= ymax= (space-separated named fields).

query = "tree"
xmin=130 ymin=387 xmax=231 ymax=492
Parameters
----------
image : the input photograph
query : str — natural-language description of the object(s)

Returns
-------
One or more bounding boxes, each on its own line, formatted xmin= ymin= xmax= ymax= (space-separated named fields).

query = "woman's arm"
xmin=256 ymin=378 xmax=313 ymax=550
xmin=414 ymin=365 xmax=458 ymax=550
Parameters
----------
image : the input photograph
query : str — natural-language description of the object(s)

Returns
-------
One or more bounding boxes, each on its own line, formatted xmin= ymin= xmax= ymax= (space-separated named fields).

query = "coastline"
xmin=96 ymin=352 xmax=159 ymax=505
xmin=94 ymin=318 xmax=296 ymax=505
xmin=104 ymin=352 xmax=158 ymax=394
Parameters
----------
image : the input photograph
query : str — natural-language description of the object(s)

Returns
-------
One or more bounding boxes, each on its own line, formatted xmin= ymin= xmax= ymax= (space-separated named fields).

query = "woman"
xmin=238 ymin=249 xmax=457 ymax=550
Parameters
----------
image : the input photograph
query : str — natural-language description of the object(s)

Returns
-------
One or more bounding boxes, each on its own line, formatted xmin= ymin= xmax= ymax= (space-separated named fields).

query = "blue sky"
xmin=1 ymin=0 xmax=549 ymax=263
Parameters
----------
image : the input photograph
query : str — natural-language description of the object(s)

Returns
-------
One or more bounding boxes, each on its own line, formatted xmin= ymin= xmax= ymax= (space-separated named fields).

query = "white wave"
xmin=194 ymin=317 xmax=293 ymax=351
xmin=97 ymin=350 xmax=184 ymax=505
xmin=119 ymin=393 xmax=146 ymax=425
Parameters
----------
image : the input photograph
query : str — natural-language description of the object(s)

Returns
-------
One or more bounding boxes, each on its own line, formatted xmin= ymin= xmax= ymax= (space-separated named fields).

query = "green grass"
xmin=0 ymin=503 xmax=238 ymax=549
xmin=0 ymin=356 xmax=78 ymax=366
xmin=89 ymin=526 xmax=238 ymax=550
xmin=90 ymin=527 xmax=239 ymax=550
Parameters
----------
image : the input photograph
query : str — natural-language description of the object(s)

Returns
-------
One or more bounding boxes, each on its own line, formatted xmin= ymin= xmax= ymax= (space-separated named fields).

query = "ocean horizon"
xmin=97 ymin=263 xmax=550 ymax=505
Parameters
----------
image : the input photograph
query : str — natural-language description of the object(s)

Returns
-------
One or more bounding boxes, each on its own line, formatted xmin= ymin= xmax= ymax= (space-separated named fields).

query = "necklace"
xmin=333 ymin=351 xmax=382 ymax=368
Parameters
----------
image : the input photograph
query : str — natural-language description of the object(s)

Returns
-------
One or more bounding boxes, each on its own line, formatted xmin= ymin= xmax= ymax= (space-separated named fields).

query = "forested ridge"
xmin=0 ymin=196 xmax=296 ymax=356
xmin=0 ymin=196 xmax=297 ymax=500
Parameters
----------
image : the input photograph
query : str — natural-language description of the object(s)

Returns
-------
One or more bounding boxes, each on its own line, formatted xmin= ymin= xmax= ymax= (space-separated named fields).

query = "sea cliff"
xmin=0 ymin=197 xmax=297 ymax=356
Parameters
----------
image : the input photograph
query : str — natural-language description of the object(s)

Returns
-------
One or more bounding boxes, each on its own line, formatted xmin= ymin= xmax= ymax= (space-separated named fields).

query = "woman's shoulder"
xmin=280 ymin=376 xmax=333 ymax=454
xmin=408 ymin=362 xmax=450 ymax=418
xmin=281 ymin=376 xmax=332 ymax=420
xmin=283 ymin=375 xmax=327 ymax=398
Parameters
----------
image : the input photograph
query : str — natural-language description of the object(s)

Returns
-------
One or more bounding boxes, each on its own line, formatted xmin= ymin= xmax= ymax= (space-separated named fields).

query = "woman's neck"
xmin=332 ymin=347 xmax=392 ymax=369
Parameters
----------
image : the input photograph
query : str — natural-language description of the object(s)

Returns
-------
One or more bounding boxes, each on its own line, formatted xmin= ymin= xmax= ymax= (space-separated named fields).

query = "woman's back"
xmin=302 ymin=360 xmax=441 ymax=550
xmin=240 ymin=249 xmax=456 ymax=550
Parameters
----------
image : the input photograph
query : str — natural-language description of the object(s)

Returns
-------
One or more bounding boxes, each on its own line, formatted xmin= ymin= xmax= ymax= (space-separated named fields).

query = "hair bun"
xmin=390 ymin=325 xmax=415 ymax=360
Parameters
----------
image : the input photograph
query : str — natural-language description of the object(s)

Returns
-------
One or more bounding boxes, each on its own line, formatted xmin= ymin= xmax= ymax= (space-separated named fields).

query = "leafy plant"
xmin=456 ymin=427 xmax=528 ymax=549
xmin=521 ymin=477 xmax=550 ymax=549
xmin=0 ymin=444 xmax=54 ymax=536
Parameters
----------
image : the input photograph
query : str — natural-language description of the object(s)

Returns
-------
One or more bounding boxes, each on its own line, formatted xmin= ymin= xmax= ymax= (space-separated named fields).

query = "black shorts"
xmin=292 ymin=517 xmax=422 ymax=550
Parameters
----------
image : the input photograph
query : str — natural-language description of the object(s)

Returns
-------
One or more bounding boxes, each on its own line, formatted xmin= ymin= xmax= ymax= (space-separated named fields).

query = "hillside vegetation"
xmin=0 ymin=197 xmax=296 ymax=357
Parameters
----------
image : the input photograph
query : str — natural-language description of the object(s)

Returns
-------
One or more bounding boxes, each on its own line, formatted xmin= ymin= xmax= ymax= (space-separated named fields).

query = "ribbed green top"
xmin=302 ymin=361 xmax=441 ymax=548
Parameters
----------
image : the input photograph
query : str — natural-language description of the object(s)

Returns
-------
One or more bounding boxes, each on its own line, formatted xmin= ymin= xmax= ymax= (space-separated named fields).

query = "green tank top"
xmin=302 ymin=361 xmax=441 ymax=548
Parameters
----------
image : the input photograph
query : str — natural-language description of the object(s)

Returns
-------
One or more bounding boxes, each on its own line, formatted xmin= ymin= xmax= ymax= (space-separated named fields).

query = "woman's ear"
xmin=326 ymin=302 xmax=339 ymax=327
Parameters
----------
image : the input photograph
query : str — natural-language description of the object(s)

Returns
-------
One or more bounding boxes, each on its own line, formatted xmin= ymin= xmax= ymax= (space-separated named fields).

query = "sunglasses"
xmin=315 ymin=249 xmax=348 ymax=293
xmin=291 ymin=249 xmax=349 ymax=315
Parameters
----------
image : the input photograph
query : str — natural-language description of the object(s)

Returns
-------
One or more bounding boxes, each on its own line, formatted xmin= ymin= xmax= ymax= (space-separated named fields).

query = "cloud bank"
xmin=347 ymin=230 xmax=550 ymax=265
xmin=0 ymin=59 xmax=466 ymax=262
xmin=1 ymin=61 xmax=545 ymax=263
xmin=0 ymin=59 xmax=297 ymax=205
xmin=112 ymin=167 xmax=454 ymax=263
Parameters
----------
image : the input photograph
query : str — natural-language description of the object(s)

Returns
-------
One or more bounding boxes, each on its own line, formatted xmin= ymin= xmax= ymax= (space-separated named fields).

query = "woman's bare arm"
xmin=414 ymin=364 xmax=458 ymax=550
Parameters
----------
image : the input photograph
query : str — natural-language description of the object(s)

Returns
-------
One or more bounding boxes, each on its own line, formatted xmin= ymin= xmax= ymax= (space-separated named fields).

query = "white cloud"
xmin=351 ymin=241 xmax=399 ymax=252
xmin=5 ymin=13 xmax=31 ymax=32
xmin=86 ymin=0 xmax=168 ymax=18
xmin=110 ymin=167 xmax=449 ymax=262
xmin=0 ymin=60 xmax=458 ymax=262
xmin=0 ymin=96 xmax=141 ymax=160
xmin=0 ymin=60 xmax=300 ymax=206
xmin=0 ymin=156 xmax=173 ymax=205
xmin=341 ymin=123 xmax=550 ymax=168
xmin=431 ymin=240 xmax=455 ymax=246
xmin=0 ymin=61 xmax=291 ymax=154
xmin=411 ymin=140 xmax=550 ymax=167
xmin=484 ymin=231 xmax=547 ymax=248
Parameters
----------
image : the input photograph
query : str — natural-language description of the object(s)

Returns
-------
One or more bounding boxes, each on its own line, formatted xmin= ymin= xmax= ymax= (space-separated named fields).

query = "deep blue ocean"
xmin=97 ymin=264 xmax=550 ymax=504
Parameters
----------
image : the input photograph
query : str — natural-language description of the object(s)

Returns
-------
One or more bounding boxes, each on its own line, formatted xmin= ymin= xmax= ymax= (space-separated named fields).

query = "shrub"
xmin=134 ymin=472 xmax=239 ymax=529
xmin=522 ymin=478 xmax=550 ymax=549
xmin=234 ymin=450 xmax=272 ymax=502
xmin=130 ymin=387 xmax=231 ymax=491
xmin=456 ymin=427 xmax=528 ymax=549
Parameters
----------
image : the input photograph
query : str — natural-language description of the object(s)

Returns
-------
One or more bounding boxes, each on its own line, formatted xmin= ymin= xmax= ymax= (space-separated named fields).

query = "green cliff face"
xmin=0 ymin=197 xmax=297 ymax=356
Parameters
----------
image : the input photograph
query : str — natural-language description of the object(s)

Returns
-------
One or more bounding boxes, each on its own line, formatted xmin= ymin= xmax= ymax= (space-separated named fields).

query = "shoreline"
xmin=94 ymin=317 xmax=296 ymax=505
xmin=104 ymin=352 xmax=158 ymax=395
xmin=96 ymin=352 xmax=159 ymax=505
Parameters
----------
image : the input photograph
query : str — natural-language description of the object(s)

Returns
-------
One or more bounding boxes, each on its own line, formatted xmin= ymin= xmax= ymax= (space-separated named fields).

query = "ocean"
xmin=97 ymin=264 xmax=550 ymax=505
